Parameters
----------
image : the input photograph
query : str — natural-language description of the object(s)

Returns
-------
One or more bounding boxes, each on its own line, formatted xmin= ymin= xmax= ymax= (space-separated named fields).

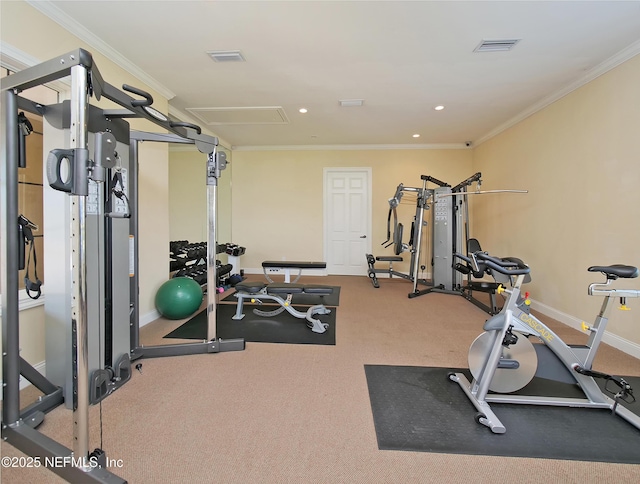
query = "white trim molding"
xmin=531 ymin=298 xmax=640 ymax=360
xmin=1 ymin=41 xmax=70 ymax=92
xmin=0 ymin=291 xmax=45 ymax=318
xmin=475 ymin=40 xmax=640 ymax=146
xmin=25 ymin=0 xmax=175 ymax=101
xmin=139 ymin=309 xmax=162 ymax=328
xmin=232 ymin=143 xmax=468 ymax=151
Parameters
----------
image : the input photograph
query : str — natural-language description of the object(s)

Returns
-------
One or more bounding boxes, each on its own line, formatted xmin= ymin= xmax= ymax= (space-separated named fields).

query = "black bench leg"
xmin=366 ymin=254 xmax=380 ymax=288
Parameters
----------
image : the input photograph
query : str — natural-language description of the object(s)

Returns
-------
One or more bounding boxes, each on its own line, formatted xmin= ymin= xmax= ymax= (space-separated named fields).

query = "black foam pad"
xmin=235 ymin=281 xmax=266 ymax=293
xmin=262 ymin=261 xmax=326 ymax=269
xmin=300 ymin=285 xmax=334 ymax=295
xmin=265 ymin=283 xmax=305 ymax=294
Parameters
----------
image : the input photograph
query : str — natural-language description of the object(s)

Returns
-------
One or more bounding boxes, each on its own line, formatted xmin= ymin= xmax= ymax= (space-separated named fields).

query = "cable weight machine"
xmin=367 ymin=175 xmax=449 ymax=290
xmin=1 ymin=48 xmax=243 ymax=483
xmin=410 ymin=172 xmax=484 ymax=298
xmin=368 ymin=171 xmax=527 ymax=305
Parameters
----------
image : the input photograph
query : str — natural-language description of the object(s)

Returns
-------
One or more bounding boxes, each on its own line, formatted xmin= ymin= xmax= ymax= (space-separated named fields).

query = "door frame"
xmin=323 ymin=167 xmax=373 ymax=275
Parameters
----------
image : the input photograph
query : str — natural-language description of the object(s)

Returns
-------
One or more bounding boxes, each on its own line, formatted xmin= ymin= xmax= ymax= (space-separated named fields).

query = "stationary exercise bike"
xmin=449 ymin=251 xmax=640 ymax=434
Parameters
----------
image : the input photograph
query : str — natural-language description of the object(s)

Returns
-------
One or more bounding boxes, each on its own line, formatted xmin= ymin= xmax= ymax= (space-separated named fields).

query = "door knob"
xmin=360 ymin=235 xmax=367 ymax=238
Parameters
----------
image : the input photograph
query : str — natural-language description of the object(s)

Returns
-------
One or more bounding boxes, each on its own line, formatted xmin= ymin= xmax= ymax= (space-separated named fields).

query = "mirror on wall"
xmin=168 ymin=143 xmax=232 ymax=264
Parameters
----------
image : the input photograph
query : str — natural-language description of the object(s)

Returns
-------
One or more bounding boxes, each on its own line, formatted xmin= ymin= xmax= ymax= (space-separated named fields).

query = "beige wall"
xmin=1 ymin=0 xmax=171 ymax=374
xmin=168 ymin=146 xmax=232 ymax=248
xmin=472 ymin=54 xmax=640 ymax=346
xmin=138 ymin=142 xmax=170 ymax=315
xmin=231 ymin=149 xmax=474 ymax=273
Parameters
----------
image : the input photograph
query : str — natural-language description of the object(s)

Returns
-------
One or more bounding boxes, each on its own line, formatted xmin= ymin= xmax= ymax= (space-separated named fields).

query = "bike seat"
xmin=588 ymin=264 xmax=639 ymax=279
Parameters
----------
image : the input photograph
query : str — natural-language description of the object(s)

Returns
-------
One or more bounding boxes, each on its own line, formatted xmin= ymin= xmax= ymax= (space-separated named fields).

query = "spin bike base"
xmin=364 ymin=365 xmax=640 ymax=463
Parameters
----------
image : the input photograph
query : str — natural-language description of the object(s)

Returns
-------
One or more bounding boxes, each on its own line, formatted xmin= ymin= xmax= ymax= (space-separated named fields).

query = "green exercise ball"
xmin=155 ymin=277 xmax=203 ymax=320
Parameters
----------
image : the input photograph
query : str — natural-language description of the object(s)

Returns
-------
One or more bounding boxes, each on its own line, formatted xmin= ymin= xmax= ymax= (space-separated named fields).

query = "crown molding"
xmin=1 ymin=41 xmax=41 ymax=72
xmin=232 ymin=143 xmax=469 ymax=151
xmin=26 ymin=0 xmax=175 ymax=101
xmin=475 ymin=39 xmax=640 ymax=146
xmin=1 ymin=41 xmax=71 ymax=92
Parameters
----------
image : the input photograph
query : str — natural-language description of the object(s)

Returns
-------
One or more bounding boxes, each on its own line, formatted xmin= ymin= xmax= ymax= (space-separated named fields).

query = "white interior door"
xmin=324 ymin=168 xmax=372 ymax=275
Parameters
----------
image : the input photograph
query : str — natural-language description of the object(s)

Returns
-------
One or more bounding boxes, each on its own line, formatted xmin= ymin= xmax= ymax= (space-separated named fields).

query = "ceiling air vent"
xmin=473 ymin=39 xmax=521 ymax=53
xmin=339 ymin=99 xmax=364 ymax=107
xmin=207 ymin=50 xmax=245 ymax=62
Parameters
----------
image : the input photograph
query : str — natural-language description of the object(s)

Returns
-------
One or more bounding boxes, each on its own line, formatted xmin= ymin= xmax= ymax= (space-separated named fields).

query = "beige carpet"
xmin=2 ymin=275 xmax=640 ymax=483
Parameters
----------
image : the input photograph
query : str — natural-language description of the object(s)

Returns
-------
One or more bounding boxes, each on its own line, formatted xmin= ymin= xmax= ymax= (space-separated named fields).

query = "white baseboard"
xmin=0 ymin=360 xmax=47 ymax=400
xmin=139 ymin=309 xmax=161 ymax=328
xmin=530 ymin=299 xmax=640 ymax=360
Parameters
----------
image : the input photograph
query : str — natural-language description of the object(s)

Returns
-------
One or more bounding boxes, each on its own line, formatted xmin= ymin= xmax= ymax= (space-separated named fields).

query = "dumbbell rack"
xmin=169 ymin=240 xmax=240 ymax=291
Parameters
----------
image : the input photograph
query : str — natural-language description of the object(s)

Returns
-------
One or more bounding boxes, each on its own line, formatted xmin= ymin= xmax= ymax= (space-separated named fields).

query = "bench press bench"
xmin=233 ymin=281 xmax=333 ymax=333
xmin=262 ymin=260 xmax=327 ymax=283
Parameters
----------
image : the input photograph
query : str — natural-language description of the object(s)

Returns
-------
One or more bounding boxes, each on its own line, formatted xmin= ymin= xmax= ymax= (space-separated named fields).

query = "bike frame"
xmin=450 ymin=264 xmax=640 ymax=434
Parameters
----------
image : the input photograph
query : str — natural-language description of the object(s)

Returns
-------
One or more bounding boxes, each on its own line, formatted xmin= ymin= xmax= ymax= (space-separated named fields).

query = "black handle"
xmin=122 ymin=84 xmax=153 ymax=107
xmin=169 ymin=121 xmax=202 ymax=135
xmin=46 ymin=149 xmax=74 ymax=193
xmin=476 ymin=253 xmax=530 ymax=275
xmin=420 ymin=175 xmax=450 ymax=187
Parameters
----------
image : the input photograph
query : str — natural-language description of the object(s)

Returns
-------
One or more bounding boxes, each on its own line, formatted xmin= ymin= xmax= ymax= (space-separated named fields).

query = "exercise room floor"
xmin=3 ymin=275 xmax=640 ymax=483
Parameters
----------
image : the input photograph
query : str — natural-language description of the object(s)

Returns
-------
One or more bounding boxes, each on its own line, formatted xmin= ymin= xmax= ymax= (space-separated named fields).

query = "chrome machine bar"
xmin=69 ymin=64 xmax=91 ymax=464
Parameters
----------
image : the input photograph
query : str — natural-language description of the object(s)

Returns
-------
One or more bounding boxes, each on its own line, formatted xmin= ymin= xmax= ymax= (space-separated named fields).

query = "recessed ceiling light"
xmin=434 ymin=105 xmax=445 ymax=111
xmin=299 ymin=108 xmax=308 ymax=114
xmin=412 ymin=134 xmax=420 ymax=138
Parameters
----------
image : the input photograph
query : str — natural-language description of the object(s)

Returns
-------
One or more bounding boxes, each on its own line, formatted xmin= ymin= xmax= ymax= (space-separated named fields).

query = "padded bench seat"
xmin=375 ymin=256 xmax=403 ymax=262
xmin=235 ymin=282 xmax=334 ymax=296
xmin=262 ymin=261 xmax=327 ymax=269
xmin=262 ymin=260 xmax=327 ymax=283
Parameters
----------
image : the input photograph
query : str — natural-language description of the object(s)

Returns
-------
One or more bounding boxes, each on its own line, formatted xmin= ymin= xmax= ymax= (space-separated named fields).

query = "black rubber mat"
xmin=164 ymin=303 xmax=336 ymax=345
xmin=221 ymin=285 xmax=341 ymax=307
xmin=364 ymin=365 xmax=640 ymax=463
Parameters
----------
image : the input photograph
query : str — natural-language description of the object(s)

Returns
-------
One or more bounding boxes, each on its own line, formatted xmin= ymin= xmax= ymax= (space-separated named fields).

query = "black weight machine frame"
xmin=412 ymin=172 xmax=526 ymax=313
xmin=367 ymin=171 xmax=510 ymax=312
xmin=1 ymin=48 xmax=243 ymax=484
xmin=367 ymin=175 xmax=449 ymax=290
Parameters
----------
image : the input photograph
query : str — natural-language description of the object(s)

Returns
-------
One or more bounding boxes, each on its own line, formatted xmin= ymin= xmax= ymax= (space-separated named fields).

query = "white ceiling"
xmin=30 ymin=1 xmax=640 ymax=149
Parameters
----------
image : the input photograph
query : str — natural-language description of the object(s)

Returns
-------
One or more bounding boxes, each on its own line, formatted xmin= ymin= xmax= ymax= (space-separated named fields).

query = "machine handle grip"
xmin=122 ymin=84 xmax=153 ymax=107
xmin=169 ymin=121 xmax=202 ymax=135
xmin=46 ymin=149 xmax=74 ymax=193
xmin=476 ymin=253 xmax=530 ymax=275
xmin=107 ymin=212 xmax=130 ymax=219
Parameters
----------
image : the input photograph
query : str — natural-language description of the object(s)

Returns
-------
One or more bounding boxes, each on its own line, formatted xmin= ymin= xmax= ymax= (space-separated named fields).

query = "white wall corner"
xmin=139 ymin=309 xmax=161 ymax=328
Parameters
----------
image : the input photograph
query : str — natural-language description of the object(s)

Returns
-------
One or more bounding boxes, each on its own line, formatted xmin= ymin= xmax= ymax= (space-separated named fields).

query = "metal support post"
xmin=410 ymin=177 xmax=428 ymax=295
xmin=129 ymin=140 xmax=140 ymax=351
xmin=1 ymin=88 xmax=21 ymax=426
xmin=69 ymin=64 xmax=91 ymax=466
xmin=206 ymin=150 xmax=219 ymax=340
